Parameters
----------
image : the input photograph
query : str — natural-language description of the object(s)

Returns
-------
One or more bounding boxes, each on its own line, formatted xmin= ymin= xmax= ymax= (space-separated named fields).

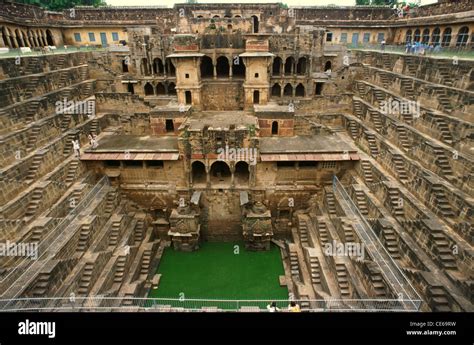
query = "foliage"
xmin=15 ymin=0 xmax=106 ymax=11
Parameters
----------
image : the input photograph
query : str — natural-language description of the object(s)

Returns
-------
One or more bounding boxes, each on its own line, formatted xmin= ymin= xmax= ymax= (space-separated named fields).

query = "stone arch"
xmin=144 ymin=82 xmax=154 ymax=96
xmin=413 ymin=29 xmax=421 ymax=42
xmin=284 ymin=56 xmax=294 ymax=74
xmin=272 ymin=57 xmax=282 ymax=75
xmin=283 ymin=83 xmax=292 ymax=96
xmin=141 ymin=58 xmax=150 ymax=76
xmin=405 ymin=29 xmax=412 ymax=43
xmin=431 ymin=27 xmax=441 ymax=45
xmin=166 ymin=58 xmax=175 ymax=76
xmin=200 ymin=55 xmax=213 ymax=78
xmin=251 ymin=15 xmax=259 ymax=33
xmin=272 ymin=121 xmax=278 ymax=135
xmin=456 ymin=26 xmax=469 ymax=47
xmin=232 ymin=56 xmax=245 ymax=77
xmin=46 ymin=29 xmax=54 ymax=46
xmin=168 ymin=82 xmax=176 ymax=95
xmin=295 ymin=83 xmax=305 ymax=97
xmin=216 ymin=56 xmax=229 ymax=77
xmin=271 ymin=83 xmax=281 ymax=97
xmin=156 ymin=82 xmax=165 ymax=95
xmin=235 ymin=161 xmax=249 ymax=185
xmin=441 ymin=27 xmax=452 ymax=47
xmin=324 ymin=60 xmax=332 ymax=72
xmin=422 ymin=28 xmax=430 ymax=44
xmin=153 ymin=58 xmax=164 ymax=75
xmin=191 ymin=161 xmax=206 ymax=185
xmin=296 ymin=57 xmax=307 ymax=74
xmin=210 ymin=161 xmax=231 ymax=184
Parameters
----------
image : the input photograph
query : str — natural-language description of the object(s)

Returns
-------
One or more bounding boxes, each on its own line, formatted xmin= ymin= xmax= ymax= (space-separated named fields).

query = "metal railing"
xmin=347 ymin=43 xmax=474 ymax=59
xmin=0 ymin=176 xmax=110 ymax=298
xmin=0 ymin=297 xmax=419 ymax=312
xmin=0 ymin=45 xmax=105 ymax=59
xmin=332 ymin=176 xmax=422 ymax=311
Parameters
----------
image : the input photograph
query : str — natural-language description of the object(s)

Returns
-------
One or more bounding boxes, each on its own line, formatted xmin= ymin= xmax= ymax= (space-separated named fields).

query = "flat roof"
xmin=260 ymin=135 xmax=357 ymax=154
xmin=184 ymin=111 xmax=258 ymax=131
xmin=85 ymin=135 xmax=178 ymax=153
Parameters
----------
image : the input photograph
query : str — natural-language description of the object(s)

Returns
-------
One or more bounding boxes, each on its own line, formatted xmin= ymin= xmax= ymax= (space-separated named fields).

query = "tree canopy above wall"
xmin=15 ymin=0 xmax=107 ymax=11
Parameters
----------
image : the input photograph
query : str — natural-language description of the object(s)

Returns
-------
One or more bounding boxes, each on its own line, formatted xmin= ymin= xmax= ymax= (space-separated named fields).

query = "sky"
xmin=106 ymin=0 xmax=438 ymax=7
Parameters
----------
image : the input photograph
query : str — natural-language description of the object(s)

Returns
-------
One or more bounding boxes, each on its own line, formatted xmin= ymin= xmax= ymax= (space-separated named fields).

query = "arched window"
xmin=422 ymin=29 xmax=430 ymax=44
xmin=295 ymin=83 xmax=305 ymax=97
xmin=156 ymin=83 xmax=165 ymax=95
xmin=324 ymin=61 xmax=332 ymax=72
xmin=235 ymin=161 xmax=249 ymax=185
xmin=272 ymin=57 xmax=282 ymax=75
xmin=168 ymin=82 xmax=176 ymax=95
xmin=271 ymin=121 xmax=278 ymax=135
xmin=283 ymin=83 xmax=292 ymax=96
xmin=192 ymin=161 xmax=206 ymax=185
xmin=232 ymin=56 xmax=245 ymax=77
xmin=210 ymin=161 xmax=231 ymax=184
xmin=271 ymin=84 xmax=281 ymax=97
xmin=413 ymin=29 xmax=421 ymax=42
xmin=46 ymin=29 xmax=54 ymax=46
xmin=166 ymin=59 xmax=175 ymax=76
xmin=153 ymin=58 xmax=164 ymax=75
xmin=251 ymin=15 xmax=259 ymax=33
xmin=284 ymin=57 xmax=294 ymax=74
xmin=431 ymin=27 xmax=441 ymax=46
xmin=296 ymin=57 xmax=307 ymax=75
xmin=141 ymin=58 xmax=150 ymax=76
xmin=200 ymin=56 xmax=213 ymax=78
xmin=441 ymin=27 xmax=452 ymax=47
xmin=405 ymin=29 xmax=412 ymax=43
xmin=216 ymin=56 xmax=229 ymax=77
xmin=456 ymin=26 xmax=469 ymax=47
xmin=144 ymin=83 xmax=154 ymax=96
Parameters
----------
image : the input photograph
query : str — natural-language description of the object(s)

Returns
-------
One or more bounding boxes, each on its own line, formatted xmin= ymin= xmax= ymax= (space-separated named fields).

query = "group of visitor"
xmin=404 ymin=41 xmax=441 ymax=55
xmin=266 ymin=301 xmax=301 ymax=312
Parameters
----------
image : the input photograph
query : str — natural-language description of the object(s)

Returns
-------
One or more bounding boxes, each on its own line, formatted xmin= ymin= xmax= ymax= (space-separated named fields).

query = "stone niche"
xmin=241 ymin=200 xmax=273 ymax=251
xmin=168 ymin=202 xmax=201 ymax=251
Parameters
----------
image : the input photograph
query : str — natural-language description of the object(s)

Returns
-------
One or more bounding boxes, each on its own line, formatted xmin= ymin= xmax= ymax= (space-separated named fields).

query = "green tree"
xmin=16 ymin=0 xmax=106 ymax=11
xmin=356 ymin=0 xmax=371 ymax=5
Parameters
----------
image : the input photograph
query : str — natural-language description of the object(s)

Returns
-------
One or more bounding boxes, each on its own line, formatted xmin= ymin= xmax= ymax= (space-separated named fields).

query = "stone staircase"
xmin=428 ymin=286 xmax=451 ymax=311
xmin=360 ymin=161 xmax=374 ymax=183
xmin=381 ymin=53 xmax=392 ymax=70
xmin=433 ymin=147 xmax=454 ymax=178
xmin=65 ymin=160 xmax=80 ymax=185
xmin=32 ymin=272 xmax=50 ymax=297
xmin=434 ymin=88 xmax=453 ymax=112
xmin=431 ymin=184 xmax=455 ymax=218
xmin=134 ymin=220 xmax=145 ymax=245
xmin=434 ymin=116 xmax=453 ymax=144
xmin=325 ymin=192 xmax=337 ymax=216
xmin=387 ymin=187 xmax=405 ymax=217
xmin=392 ymin=154 xmax=408 ymax=181
xmin=26 ymin=126 xmax=41 ymax=151
xmin=353 ymin=100 xmax=364 ymax=118
xmin=343 ymin=223 xmax=356 ymax=243
xmin=76 ymin=224 xmax=91 ymax=252
xmin=400 ymin=78 xmax=415 ymax=99
xmin=437 ymin=65 xmax=454 ymax=87
xmin=298 ymin=218 xmax=310 ymax=247
xmin=114 ymin=256 xmax=127 ymax=284
xmin=348 ymin=120 xmax=359 ymax=139
xmin=104 ymin=191 xmax=117 ymax=214
xmin=25 ymin=187 xmax=45 ymax=217
xmin=78 ymin=262 xmax=94 ymax=295
xmin=335 ymin=263 xmax=350 ymax=297
xmin=61 ymin=114 xmax=72 ymax=131
xmin=25 ymin=151 xmax=46 ymax=181
xmin=381 ymin=227 xmax=401 ymax=259
xmin=289 ymin=249 xmax=301 ymax=281
xmin=63 ymin=133 xmax=75 ymax=156
xmin=317 ymin=221 xmax=329 ymax=247
xmin=379 ymin=73 xmax=391 ymax=88
xmin=140 ymin=250 xmax=152 ymax=275
xmin=89 ymin=119 xmax=99 ymax=135
xmin=365 ymin=132 xmax=379 ymax=156
xmin=369 ymin=110 xmax=383 ymax=132
xmin=396 ymin=125 xmax=410 ymax=151
xmin=372 ymin=88 xmax=385 ymax=104
xmin=404 ymin=56 xmax=418 ymax=76
xmin=354 ymin=190 xmax=369 ymax=216
xmin=109 ymin=220 xmax=121 ymax=247
xmin=308 ymin=256 xmax=322 ymax=287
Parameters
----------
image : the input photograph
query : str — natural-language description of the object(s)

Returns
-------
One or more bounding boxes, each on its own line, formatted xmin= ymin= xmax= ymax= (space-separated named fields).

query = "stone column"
xmin=213 ymin=64 xmax=217 ymax=80
xmin=230 ymin=163 xmax=235 ymax=188
xmin=206 ymin=163 xmax=211 ymax=187
xmin=229 ymin=59 xmax=233 ymax=80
